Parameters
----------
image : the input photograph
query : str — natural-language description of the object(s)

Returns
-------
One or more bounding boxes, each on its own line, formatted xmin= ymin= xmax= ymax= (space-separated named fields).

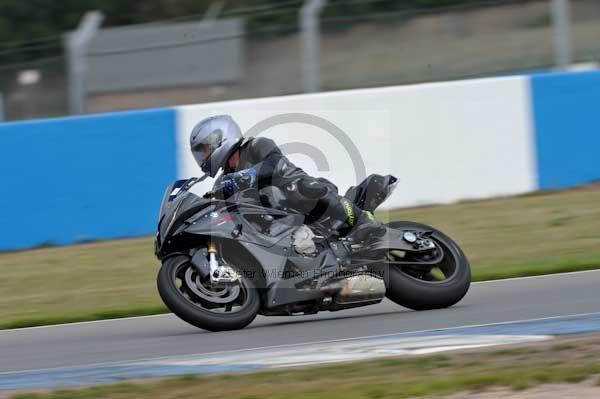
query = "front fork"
xmin=207 ymin=241 xmax=240 ymax=284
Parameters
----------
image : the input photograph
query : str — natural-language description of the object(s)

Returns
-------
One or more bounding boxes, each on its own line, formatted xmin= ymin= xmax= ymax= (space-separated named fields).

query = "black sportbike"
xmin=155 ymin=174 xmax=470 ymax=331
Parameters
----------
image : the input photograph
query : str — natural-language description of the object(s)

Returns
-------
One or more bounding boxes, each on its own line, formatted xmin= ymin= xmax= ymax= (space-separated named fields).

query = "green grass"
xmin=490 ymin=347 xmax=541 ymax=356
xmin=1 ymin=184 xmax=600 ymax=330
xmin=10 ymin=338 xmax=600 ymax=399
xmin=0 ymin=237 xmax=164 ymax=330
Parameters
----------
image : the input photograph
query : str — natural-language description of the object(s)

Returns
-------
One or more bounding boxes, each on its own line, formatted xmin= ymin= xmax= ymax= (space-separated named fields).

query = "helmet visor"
xmin=192 ymin=143 xmax=213 ymax=162
xmin=191 ymin=129 xmax=223 ymax=170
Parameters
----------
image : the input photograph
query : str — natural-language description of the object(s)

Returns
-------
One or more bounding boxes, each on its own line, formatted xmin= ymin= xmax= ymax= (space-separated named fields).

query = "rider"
xmin=189 ymin=115 xmax=384 ymax=241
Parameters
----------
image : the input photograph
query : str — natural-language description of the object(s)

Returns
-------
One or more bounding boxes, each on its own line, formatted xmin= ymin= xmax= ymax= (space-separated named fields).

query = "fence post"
xmin=551 ymin=0 xmax=572 ymax=70
xmin=65 ymin=11 xmax=104 ymax=115
xmin=300 ymin=0 xmax=327 ymax=93
xmin=203 ymin=1 xmax=225 ymax=21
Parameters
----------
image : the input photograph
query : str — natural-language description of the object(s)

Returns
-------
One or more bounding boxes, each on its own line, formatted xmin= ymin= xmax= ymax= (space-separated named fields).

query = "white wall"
xmin=176 ymin=76 xmax=536 ymax=209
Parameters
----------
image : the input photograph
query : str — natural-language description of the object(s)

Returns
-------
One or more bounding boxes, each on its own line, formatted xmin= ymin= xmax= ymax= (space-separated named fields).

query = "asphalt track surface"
xmin=1 ymin=270 xmax=599 ymax=375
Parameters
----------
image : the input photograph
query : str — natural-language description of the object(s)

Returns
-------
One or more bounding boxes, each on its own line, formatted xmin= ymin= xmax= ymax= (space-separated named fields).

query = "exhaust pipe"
xmin=321 ymin=274 xmax=386 ymax=305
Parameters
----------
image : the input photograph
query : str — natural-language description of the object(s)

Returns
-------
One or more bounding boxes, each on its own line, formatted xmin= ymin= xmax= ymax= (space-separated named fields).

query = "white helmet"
xmin=190 ymin=115 xmax=242 ymax=177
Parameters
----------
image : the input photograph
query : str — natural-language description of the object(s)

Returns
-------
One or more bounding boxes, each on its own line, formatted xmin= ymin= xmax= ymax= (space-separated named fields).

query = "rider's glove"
xmin=217 ymin=168 xmax=258 ymax=198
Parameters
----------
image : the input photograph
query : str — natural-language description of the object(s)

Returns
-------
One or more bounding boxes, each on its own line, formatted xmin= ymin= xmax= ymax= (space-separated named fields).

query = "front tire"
xmin=157 ymin=255 xmax=260 ymax=331
xmin=385 ymin=221 xmax=471 ymax=310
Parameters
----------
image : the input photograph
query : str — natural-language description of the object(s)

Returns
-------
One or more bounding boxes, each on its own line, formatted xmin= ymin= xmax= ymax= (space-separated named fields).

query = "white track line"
xmin=1 ymin=269 xmax=598 ymax=333
xmin=0 ymin=313 xmax=173 ymax=334
xmin=472 ymin=268 xmax=600 ymax=284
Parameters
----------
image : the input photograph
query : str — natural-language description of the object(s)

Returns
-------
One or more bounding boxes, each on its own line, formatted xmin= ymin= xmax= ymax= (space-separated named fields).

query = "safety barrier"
xmin=0 ymin=70 xmax=598 ymax=250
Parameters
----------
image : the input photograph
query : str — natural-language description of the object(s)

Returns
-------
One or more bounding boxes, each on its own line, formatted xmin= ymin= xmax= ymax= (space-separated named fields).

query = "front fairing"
xmin=155 ymin=181 xmax=304 ymax=257
xmin=182 ymin=201 xmax=302 ymax=249
xmin=155 ymin=178 xmax=213 ymax=255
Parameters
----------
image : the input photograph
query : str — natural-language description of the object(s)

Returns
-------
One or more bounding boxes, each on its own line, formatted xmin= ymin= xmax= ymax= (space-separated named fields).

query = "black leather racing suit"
xmin=219 ymin=137 xmax=363 ymax=233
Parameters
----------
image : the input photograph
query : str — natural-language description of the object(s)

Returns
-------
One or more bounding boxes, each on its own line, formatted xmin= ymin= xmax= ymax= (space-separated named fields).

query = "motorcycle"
xmin=155 ymin=174 xmax=471 ymax=331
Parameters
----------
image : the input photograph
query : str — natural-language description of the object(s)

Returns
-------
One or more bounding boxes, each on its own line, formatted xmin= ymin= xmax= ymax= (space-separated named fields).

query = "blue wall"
xmin=0 ymin=108 xmax=177 ymax=250
xmin=531 ymin=71 xmax=600 ymax=189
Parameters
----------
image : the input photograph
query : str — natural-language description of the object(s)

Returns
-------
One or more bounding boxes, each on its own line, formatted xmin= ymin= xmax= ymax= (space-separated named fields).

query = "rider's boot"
xmin=344 ymin=210 xmax=386 ymax=244
xmin=312 ymin=194 xmax=386 ymax=241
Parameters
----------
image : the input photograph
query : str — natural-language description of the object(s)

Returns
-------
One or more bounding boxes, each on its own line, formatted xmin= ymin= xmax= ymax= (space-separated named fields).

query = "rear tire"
xmin=157 ymin=255 xmax=260 ymax=331
xmin=385 ymin=221 xmax=471 ymax=310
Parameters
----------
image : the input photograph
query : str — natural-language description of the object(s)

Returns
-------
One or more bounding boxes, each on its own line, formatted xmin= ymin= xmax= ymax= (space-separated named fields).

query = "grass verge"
xmin=9 ymin=335 xmax=600 ymax=399
xmin=1 ymin=184 xmax=600 ymax=330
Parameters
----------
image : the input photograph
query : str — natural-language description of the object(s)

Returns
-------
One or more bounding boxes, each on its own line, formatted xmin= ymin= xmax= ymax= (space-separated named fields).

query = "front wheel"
xmin=384 ymin=221 xmax=471 ymax=310
xmin=157 ymin=255 xmax=260 ymax=331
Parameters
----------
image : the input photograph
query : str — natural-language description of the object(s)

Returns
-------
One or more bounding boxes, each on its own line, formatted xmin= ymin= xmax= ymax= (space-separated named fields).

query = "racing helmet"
xmin=190 ymin=115 xmax=242 ymax=177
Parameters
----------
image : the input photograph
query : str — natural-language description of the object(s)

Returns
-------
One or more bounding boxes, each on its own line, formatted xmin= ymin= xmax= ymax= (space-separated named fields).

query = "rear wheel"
xmin=157 ymin=254 xmax=260 ymax=331
xmin=384 ymin=221 xmax=471 ymax=310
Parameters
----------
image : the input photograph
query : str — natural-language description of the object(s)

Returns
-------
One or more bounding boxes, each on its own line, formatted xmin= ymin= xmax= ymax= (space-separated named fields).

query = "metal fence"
xmin=0 ymin=0 xmax=598 ymax=122
xmin=571 ymin=0 xmax=600 ymax=64
xmin=0 ymin=56 xmax=68 ymax=121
